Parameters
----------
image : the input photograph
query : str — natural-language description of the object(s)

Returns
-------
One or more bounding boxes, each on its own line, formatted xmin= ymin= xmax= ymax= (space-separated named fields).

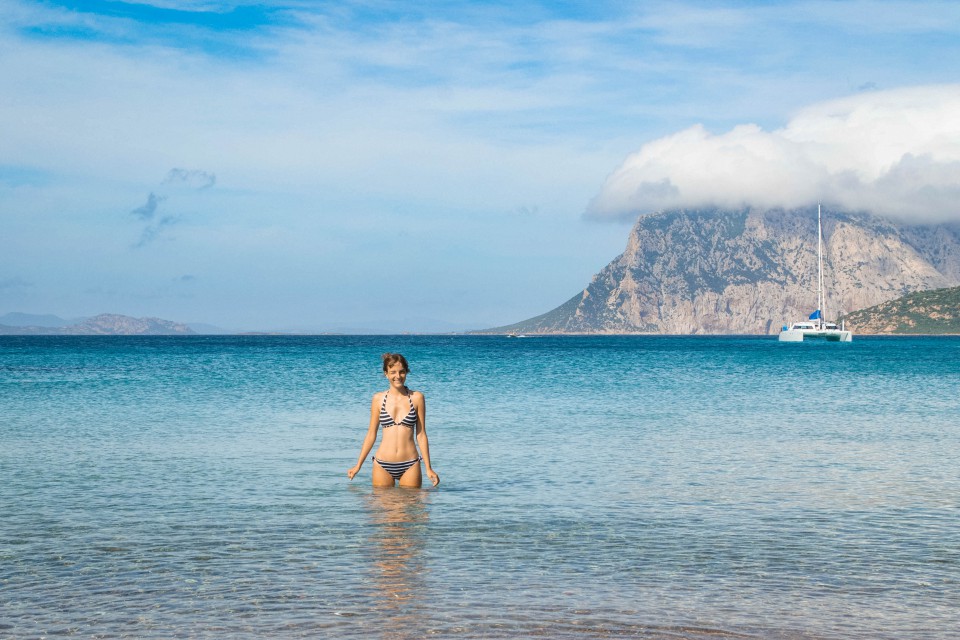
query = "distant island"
xmin=0 ymin=313 xmax=195 ymax=336
xmin=0 ymin=312 xmax=466 ymax=336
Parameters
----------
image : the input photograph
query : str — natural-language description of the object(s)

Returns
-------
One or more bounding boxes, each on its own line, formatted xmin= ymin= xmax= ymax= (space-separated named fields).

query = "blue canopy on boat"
xmin=809 ymin=309 xmax=822 ymax=320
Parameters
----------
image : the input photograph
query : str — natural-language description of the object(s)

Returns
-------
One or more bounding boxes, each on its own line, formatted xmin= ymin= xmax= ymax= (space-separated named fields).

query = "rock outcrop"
xmin=487 ymin=207 xmax=960 ymax=334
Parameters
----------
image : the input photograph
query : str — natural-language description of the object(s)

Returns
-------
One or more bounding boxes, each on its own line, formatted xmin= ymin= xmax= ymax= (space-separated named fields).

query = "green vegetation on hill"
xmin=841 ymin=286 xmax=960 ymax=334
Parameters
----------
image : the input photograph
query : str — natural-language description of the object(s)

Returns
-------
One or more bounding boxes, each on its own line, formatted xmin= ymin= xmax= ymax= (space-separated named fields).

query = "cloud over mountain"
xmin=587 ymin=84 xmax=960 ymax=223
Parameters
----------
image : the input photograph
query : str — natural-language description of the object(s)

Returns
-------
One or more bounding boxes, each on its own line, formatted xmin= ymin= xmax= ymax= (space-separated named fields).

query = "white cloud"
xmin=586 ymin=84 xmax=960 ymax=222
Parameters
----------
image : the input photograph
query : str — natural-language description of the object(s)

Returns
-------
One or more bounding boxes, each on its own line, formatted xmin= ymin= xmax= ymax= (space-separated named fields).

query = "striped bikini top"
xmin=379 ymin=390 xmax=418 ymax=429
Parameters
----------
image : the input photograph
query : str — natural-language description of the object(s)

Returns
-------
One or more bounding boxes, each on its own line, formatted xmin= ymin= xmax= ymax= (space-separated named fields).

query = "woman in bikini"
xmin=347 ymin=353 xmax=439 ymax=488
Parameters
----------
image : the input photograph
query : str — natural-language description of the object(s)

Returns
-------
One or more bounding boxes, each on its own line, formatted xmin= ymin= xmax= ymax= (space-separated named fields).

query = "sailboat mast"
xmin=817 ymin=202 xmax=824 ymax=330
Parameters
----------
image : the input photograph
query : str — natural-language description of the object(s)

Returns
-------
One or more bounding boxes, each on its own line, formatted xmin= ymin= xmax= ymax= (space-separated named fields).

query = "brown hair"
xmin=381 ymin=353 xmax=410 ymax=373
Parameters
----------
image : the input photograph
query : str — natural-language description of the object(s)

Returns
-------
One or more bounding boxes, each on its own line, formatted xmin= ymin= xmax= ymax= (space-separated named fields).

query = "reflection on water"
xmin=360 ymin=488 xmax=431 ymax=637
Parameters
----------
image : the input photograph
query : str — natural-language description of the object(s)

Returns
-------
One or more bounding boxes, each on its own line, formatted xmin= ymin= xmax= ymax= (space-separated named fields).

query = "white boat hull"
xmin=778 ymin=328 xmax=852 ymax=342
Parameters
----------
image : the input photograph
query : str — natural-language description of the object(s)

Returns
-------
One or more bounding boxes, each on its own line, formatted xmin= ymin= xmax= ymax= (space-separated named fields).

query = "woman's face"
xmin=384 ymin=362 xmax=408 ymax=387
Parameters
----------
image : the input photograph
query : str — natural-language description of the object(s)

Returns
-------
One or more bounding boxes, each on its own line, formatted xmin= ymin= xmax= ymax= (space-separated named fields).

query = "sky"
xmin=2 ymin=0 xmax=960 ymax=332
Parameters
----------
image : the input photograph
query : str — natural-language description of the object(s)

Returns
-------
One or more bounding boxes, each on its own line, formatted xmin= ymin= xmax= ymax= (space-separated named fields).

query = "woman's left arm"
xmin=415 ymin=392 xmax=439 ymax=487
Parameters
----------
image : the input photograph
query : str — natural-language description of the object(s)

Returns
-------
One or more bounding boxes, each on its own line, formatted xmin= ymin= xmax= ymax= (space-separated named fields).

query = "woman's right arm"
xmin=346 ymin=394 xmax=381 ymax=480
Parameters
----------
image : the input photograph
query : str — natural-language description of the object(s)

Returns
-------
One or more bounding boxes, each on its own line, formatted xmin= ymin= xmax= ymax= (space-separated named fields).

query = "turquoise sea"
xmin=1 ymin=335 xmax=958 ymax=639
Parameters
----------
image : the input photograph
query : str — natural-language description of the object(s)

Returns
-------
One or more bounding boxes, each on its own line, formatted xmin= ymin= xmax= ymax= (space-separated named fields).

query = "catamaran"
xmin=778 ymin=203 xmax=853 ymax=342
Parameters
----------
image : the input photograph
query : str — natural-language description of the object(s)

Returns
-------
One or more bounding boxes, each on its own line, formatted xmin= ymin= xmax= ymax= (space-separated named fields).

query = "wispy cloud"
xmin=163 ymin=168 xmax=215 ymax=189
xmin=131 ymin=192 xmax=167 ymax=220
xmin=134 ymin=214 xmax=181 ymax=248
xmin=586 ymin=85 xmax=960 ymax=222
xmin=130 ymin=168 xmax=216 ymax=246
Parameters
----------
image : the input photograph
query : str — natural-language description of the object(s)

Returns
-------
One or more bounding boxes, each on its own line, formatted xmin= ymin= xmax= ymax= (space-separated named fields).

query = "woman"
xmin=347 ymin=353 xmax=439 ymax=488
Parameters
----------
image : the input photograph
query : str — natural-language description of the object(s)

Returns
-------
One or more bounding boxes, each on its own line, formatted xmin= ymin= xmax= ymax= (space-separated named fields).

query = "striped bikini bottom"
xmin=373 ymin=456 xmax=421 ymax=481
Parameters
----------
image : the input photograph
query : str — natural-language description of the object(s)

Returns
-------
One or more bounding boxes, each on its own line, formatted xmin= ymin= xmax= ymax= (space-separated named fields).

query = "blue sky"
xmin=2 ymin=1 xmax=960 ymax=331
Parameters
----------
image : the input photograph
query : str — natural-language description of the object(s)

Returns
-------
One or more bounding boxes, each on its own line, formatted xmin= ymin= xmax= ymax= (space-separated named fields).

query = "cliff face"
xmin=492 ymin=207 xmax=960 ymax=335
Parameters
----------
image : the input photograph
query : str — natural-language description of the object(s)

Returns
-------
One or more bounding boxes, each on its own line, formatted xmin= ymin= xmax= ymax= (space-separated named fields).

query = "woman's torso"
xmin=375 ymin=389 xmax=420 ymax=462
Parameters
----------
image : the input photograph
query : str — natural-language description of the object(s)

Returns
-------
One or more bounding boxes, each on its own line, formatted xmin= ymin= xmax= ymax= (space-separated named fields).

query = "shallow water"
xmin=1 ymin=335 xmax=958 ymax=638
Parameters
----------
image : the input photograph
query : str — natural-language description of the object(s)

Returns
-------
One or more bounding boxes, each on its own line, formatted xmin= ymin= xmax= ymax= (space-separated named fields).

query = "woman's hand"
xmin=426 ymin=468 xmax=440 ymax=487
xmin=347 ymin=465 xmax=360 ymax=480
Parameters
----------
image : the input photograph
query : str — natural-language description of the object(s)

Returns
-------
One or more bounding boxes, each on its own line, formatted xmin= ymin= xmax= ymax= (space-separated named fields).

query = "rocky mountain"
xmin=839 ymin=285 xmax=960 ymax=334
xmin=486 ymin=207 xmax=960 ymax=335
xmin=0 ymin=313 xmax=195 ymax=335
